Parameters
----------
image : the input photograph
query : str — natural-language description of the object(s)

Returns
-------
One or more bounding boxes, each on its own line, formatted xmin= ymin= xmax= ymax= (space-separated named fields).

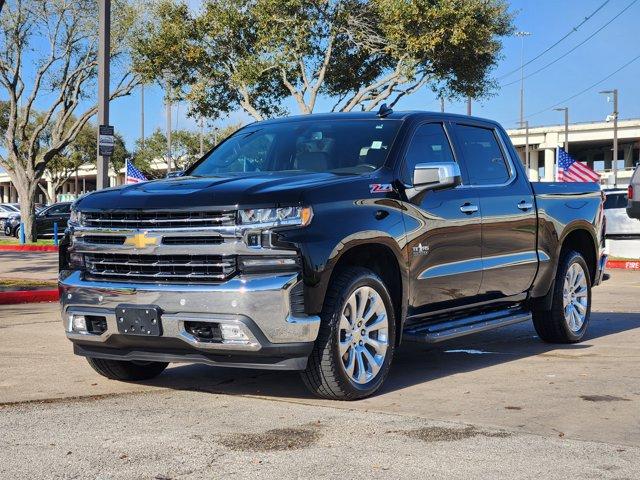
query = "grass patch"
xmin=0 ymin=238 xmax=56 ymax=246
xmin=0 ymin=278 xmax=57 ymax=288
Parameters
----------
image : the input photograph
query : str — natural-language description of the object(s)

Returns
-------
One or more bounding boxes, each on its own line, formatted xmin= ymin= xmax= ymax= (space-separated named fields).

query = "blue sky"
xmin=8 ymin=0 xmax=640 ymax=151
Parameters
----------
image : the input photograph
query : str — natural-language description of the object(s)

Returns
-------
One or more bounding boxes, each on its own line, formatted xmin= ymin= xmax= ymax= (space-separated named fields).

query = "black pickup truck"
xmin=60 ymin=110 xmax=606 ymax=399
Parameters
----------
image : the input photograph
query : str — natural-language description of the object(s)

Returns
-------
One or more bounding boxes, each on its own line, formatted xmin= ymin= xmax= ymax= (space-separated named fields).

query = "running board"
xmin=402 ymin=308 xmax=532 ymax=344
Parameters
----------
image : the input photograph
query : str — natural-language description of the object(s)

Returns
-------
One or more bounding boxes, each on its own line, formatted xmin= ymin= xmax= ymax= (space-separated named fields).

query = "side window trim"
xmin=400 ymin=120 xmax=463 ymax=186
xmin=452 ymin=122 xmax=517 ymax=189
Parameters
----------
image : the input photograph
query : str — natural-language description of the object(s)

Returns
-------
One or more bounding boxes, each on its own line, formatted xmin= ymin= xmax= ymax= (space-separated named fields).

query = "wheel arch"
xmin=306 ymin=236 xmax=408 ymax=346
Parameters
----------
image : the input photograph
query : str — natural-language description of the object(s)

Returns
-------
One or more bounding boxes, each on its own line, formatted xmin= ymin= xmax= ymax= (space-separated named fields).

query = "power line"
xmin=524 ymin=53 xmax=640 ymax=120
xmin=502 ymin=0 xmax=639 ymax=88
xmin=497 ymin=0 xmax=611 ymax=80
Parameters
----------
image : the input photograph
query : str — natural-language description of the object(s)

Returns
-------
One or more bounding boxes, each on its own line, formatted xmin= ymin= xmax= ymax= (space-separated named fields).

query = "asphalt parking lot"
xmin=0 ymin=268 xmax=639 ymax=479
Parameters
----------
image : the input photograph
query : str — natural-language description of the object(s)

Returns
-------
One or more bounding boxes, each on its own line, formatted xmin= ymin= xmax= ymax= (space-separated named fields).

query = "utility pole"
xmin=96 ymin=0 xmax=111 ymax=190
xmin=214 ymin=127 xmax=219 ymax=146
xmin=600 ymin=89 xmax=619 ymax=187
xmin=515 ymin=31 xmax=532 ymax=125
xmin=163 ymin=70 xmax=173 ymax=173
xmin=440 ymin=97 xmax=445 ymax=113
xmin=140 ymin=84 xmax=145 ymax=148
xmin=554 ymin=107 xmax=569 ymax=153
xmin=466 ymin=97 xmax=472 ymax=116
xmin=517 ymin=120 xmax=530 ymax=178
xmin=199 ymin=118 xmax=204 ymax=156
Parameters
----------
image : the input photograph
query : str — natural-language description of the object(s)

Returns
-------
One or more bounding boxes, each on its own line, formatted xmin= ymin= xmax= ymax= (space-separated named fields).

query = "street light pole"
xmin=199 ymin=118 xmax=204 ymax=156
xmin=554 ymin=107 xmax=569 ymax=153
xmin=515 ymin=31 xmax=532 ymax=125
xmin=440 ymin=97 xmax=445 ymax=113
xmin=466 ymin=97 xmax=472 ymax=116
xmin=163 ymin=70 xmax=173 ymax=173
xmin=600 ymin=89 xmax=619 ymax=187
xmin=517 ymin=120 xmax=530 ymax=178
xmin=140 ymin=83 xmax=145 ymax=148
xmin=97 ymin=0 xmax=111 ymax=190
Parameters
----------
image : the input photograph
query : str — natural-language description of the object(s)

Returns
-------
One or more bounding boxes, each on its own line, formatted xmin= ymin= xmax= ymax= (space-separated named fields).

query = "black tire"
xmin=532 ymin=250 xmax=592 ymax=343
xmin=86 ymin=357 xmax=168 ymax=381
xmin=301 ymin=266 xmax=396 ymax=400
xmin=4 ymin=225 xmax=11 ymax=236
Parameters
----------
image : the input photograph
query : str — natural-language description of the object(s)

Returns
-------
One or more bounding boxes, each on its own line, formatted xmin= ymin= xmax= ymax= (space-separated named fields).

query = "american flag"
xmin=125 ymin=159 xmax=147 ymax=184
xmin=557 ymin=148 xmax=600 ymax=183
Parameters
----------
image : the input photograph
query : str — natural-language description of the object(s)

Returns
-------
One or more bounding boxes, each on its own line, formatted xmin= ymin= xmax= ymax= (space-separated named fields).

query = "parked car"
xmin=60 ymin=110 xmax=606 ymax=400
xmin=627 ymin=164 xmax=640 ymax=220
xmin=5 ymin=202 xmax=71 ymax=238
xmin=0 ymin=204 xmax=20 ymax=230
xmin=604 ymin=189 xmax=640 ymax=239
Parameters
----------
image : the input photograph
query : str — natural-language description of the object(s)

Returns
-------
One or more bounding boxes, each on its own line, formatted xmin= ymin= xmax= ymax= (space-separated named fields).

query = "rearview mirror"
xmin=412 ymin=162 xmax=461 ymax=194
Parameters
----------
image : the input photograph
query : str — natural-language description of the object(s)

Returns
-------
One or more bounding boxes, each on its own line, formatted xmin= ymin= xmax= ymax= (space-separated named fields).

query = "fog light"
xmin=69 ymin=314 xmax=87 ymax=333
xmin=220 ymin=324 xmax=250 ymax=343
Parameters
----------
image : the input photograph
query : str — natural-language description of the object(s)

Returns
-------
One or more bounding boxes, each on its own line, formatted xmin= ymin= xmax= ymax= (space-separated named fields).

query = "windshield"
xmin=604 ymin=192 xmax=627 ymax=209
xmin=190 ymin=119 xmax=401 ymax=177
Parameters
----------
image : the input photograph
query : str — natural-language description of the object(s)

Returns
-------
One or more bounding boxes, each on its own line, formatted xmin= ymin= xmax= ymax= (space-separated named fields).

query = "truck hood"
xmin=75 ymin=172 xmax=362 ymax=211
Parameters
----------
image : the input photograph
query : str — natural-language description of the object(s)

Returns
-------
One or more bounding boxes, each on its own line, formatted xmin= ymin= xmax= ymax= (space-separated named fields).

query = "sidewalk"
xmin=0 ymin=251 xmax=58 ymax=282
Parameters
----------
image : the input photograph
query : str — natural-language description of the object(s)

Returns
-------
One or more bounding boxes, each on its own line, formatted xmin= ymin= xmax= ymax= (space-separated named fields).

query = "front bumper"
xmin=59 ymin=271 xmax=320 ymax=370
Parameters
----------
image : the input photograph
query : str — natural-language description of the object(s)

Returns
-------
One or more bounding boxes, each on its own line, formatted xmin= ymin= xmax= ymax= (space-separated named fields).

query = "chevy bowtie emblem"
xmin=125 ymin=232 xmax=158 ymax=249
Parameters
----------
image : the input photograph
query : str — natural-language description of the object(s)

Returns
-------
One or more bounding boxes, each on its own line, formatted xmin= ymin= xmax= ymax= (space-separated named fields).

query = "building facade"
xmin=507 ymin=118 xmax=640 ymax=187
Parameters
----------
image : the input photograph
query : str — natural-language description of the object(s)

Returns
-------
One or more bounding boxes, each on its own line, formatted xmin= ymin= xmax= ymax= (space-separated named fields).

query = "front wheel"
xmin=86 ymin=357 xmax=168 ymax=381
xmin=532 ymin=250 xmax=592 ymax=343
xmin=301 ymin=266 xmax=396 ymax=400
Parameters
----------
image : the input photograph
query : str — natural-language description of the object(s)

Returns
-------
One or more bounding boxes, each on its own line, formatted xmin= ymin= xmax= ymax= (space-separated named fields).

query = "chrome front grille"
xmin=83 ymin=210 xmax=235 ymax=229
xmin=84 ymin=253 xmax=237 ymax=283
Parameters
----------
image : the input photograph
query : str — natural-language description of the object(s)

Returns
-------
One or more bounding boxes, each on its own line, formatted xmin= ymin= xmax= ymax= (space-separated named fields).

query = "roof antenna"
xmin=377 ymin=103 xmax=393 ymax=118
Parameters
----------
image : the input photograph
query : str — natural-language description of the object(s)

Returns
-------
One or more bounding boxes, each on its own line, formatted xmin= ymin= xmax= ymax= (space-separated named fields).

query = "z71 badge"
xmin=369 ymin=183 xmax=393 ymax=193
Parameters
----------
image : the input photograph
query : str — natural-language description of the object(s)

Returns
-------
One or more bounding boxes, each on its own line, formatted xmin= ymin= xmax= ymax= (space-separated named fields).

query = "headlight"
xmin=238 ymin=206 xmax=313 ymax=227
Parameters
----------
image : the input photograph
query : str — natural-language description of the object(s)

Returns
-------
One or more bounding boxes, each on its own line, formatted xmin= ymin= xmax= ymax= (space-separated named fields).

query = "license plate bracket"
xmin=115 ymin=304 xmax=162 ymax=336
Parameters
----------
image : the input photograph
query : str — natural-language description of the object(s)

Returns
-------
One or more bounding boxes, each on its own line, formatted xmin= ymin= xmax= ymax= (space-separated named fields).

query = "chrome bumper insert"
xmin=60 ymin=271 xmax=320 ymax=351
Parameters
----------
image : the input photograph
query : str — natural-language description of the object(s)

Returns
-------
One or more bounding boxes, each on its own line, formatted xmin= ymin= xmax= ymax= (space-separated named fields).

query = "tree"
xmin=133 ymin=0 xmax=513 ymax=121
xmin=43 ymin=125 xmax=129 ymax=203
xmin=132 ymin=125 xmax=243 ymax=175
xmin=0 ymin=0 xmax=141 ymax=241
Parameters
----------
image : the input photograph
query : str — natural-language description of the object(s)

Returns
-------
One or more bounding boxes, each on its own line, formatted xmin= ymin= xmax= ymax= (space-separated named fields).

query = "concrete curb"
xmin=0 ymin=245 xmax=58 ymax=252
xmin=0 ymin=289 xmax=59 ymax=305
xmin=606 ymin=260 xmax=640 ymax=270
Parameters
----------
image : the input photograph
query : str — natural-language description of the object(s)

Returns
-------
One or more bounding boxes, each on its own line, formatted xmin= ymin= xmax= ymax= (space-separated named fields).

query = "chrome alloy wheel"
xmin=563 ymin=263 xmax=589 ymax=332
xmin=338 ymin=286 xmax=389 ymax=385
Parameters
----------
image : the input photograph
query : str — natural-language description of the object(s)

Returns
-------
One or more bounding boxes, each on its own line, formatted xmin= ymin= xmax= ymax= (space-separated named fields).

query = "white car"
xmin=604 ymin=189 xmax=640 ymax=239
xmin=628 ymin=165 xmax=640 ymax=220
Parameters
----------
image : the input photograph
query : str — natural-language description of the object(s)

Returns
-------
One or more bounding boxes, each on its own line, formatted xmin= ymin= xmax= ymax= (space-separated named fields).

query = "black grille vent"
xmin=289 ymin=282 xmax=305 ymax=315
xmin=162 ymin=236 xmax=224 ymax=245
xmin=82 ymin=235 xmax=126 ymax=245
xmin=83 ymin=210 xmax=235 ymax=229
xmin=84 ymin=253 xmax=236 ymax=283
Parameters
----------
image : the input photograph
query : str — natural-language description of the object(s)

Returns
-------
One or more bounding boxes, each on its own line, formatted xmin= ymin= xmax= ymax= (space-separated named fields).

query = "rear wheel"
xmin=86 ymin=357 xmax=168 ymax=381
xmin=301 ymin=266 xmax=396 ymax=400
xmin=532 ymin=250 xmax=591 ymax=343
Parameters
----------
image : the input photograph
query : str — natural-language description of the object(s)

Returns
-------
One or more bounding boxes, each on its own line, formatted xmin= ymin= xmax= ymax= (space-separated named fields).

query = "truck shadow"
xmin=140 ymin=310 xmax=640 ymax=399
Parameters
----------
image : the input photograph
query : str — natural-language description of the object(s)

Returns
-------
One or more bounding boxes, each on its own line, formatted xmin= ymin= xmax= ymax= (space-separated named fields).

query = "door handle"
xmin=460 ymin=203 xmax=478 ymax=214
xmin=517 ymin=201 xmax=533 ymax=211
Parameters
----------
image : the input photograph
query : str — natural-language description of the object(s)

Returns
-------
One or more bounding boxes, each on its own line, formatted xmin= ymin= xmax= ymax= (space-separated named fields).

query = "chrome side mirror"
xmin=412 ymin=162 xmax=461 ymax=194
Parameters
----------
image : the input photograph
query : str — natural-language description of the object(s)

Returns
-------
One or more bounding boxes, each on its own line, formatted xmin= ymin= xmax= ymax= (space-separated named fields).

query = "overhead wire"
xmin=501 ymin=0 xmax=639 ymax=88
xmin=523 ymin=53 xmax=640 ymax=120
xmin=497 ymin=0 xmax=612 ymax=80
